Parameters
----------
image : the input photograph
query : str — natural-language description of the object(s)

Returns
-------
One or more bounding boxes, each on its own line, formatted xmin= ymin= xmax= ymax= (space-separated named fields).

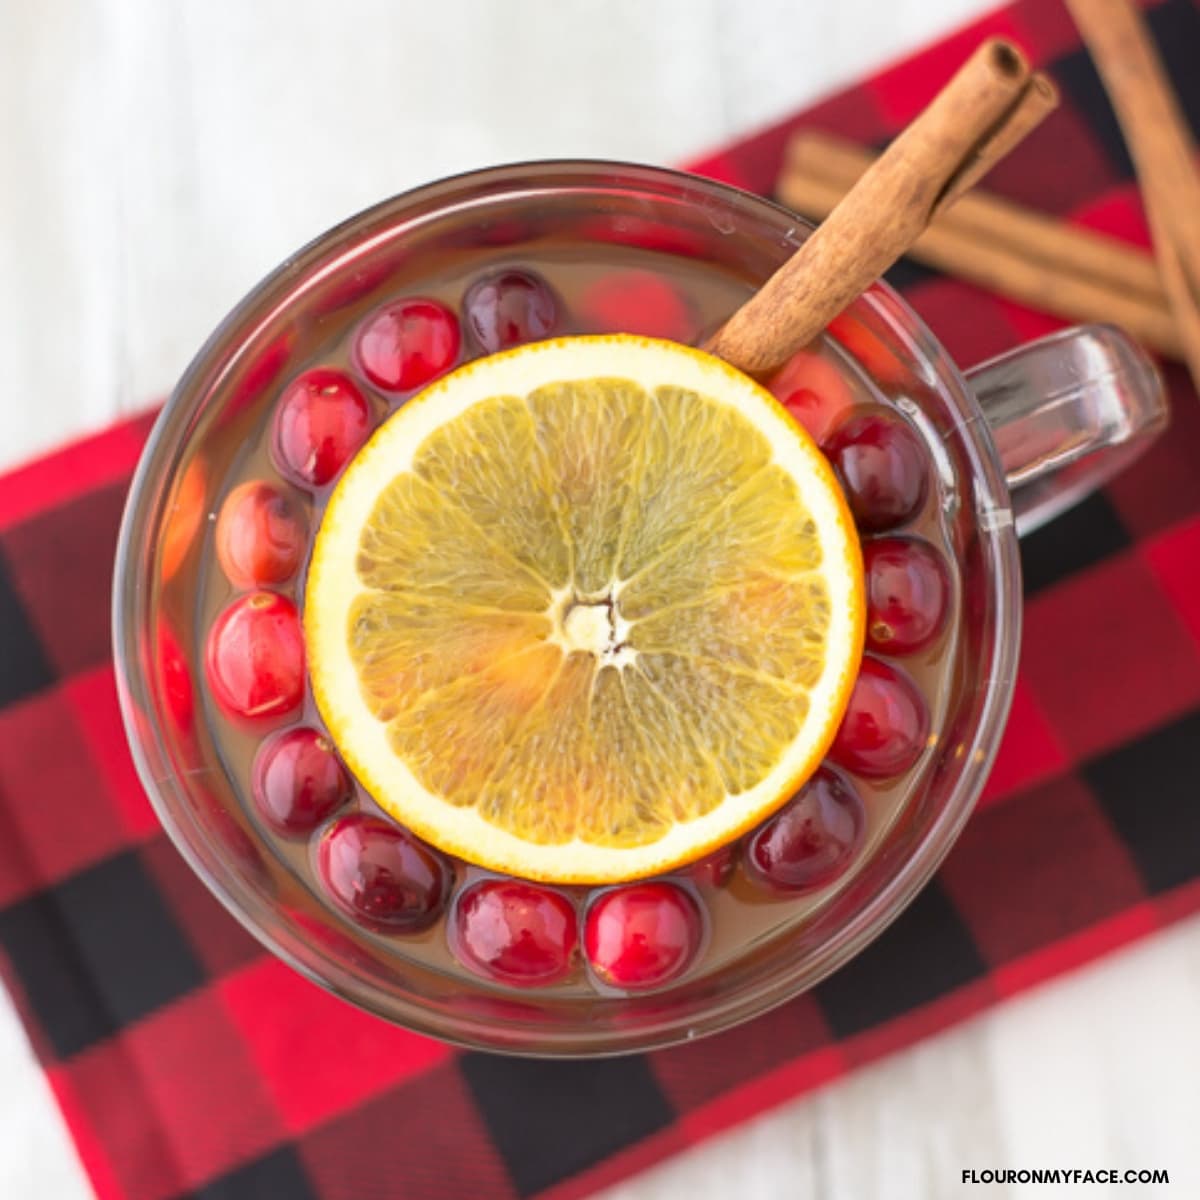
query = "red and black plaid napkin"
xmin=2 ymin=2 xmax=1199 ymax=1197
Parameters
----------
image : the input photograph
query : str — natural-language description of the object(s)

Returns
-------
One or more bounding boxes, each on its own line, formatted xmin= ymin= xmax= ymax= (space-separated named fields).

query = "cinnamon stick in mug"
xmin=706 ymin=39 xmax=1058 ymax=376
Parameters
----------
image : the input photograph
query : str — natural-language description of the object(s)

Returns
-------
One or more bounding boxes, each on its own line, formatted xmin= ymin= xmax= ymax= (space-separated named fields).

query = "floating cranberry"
xmin=767 ymin=349 xmax=856 ymax=444
xmin=584 ymin=882 xmax=703 ymax=991
xmin=688 ymin=843 xmax=737 ymax=889
xmin=215 ymin=481 xmax=306 ymax=588
xmin=824 ymin=407 xmax=929 ymax=531
xmin=252 ymin=728 xmax=352 ymax=835
xmin=746 ymin=768 xmax=865 ymax=892
xmin=829 ymin=656 xmax=929 ymax=779
xmin=452 ymin=879 xmax=578 ymax=987
xmin=578 ymin=270 xmax=695 ymax=343
xmin=355 ymin=298 xmax=460 ymax=391
xmin=318 ymin=813 xmax=448 ymax=932
xmin=204 ymin=592 xmax=304 ymax=723
xmin=462 ymin=269 xmax=559 ymax=353
xmin=864 ymin=536 xmax=951 ymax=655
xmin=271 ymin=368 xmax=372 ymax=487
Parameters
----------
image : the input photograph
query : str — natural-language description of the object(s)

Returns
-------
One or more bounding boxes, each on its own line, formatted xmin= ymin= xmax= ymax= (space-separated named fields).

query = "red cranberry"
xmin=355 ymin=299 xmax=460 ymax=391
xmin=864 ymin=537 xmax=951 ymax=655
xmin=746 ymin=768 xmax=865 ymax=892
xmin=824 ymin=407 xmax=929 ymax=531
xmin=578 ymin=270 xmax=695 ymax=342
xmin=215 ymin=481 xmax=306 ymax=588
xmin=829 ymin=656 xmax=929 ymax=779
xmin=204 ymin=592 xmax=304 ymax=723
xmin=584 ymin=883 xmax=703 ymax=991
xmin=688 ymin=843 xmax=737 ymax=888
xmin=317 ymin=813 xmax=448 ymax=931
xmin=452 ymin=879 xmax=578 ymax=987
xmin=767 ymin=349 xmax=856 ymax=444
xmin=462 ymin=269 xmax=559 ymax=353
xmin=252 ymin=728 xmax=352 ymax=835
xmin=271 ymin=368 xmax=372 ymax=488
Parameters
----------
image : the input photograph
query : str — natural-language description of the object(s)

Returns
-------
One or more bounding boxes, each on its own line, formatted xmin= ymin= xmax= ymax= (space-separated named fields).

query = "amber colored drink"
xmin=174 ymin=235 xmax=960 ymax=998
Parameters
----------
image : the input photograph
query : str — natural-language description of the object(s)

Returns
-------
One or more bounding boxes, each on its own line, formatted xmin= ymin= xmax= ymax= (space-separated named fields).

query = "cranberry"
xmin=215 ymin=481 xmax=306 ymax=588
xmin=824 ymin=407 xmax=929 ymax=531
xmin=830 ymin=656 xmax=930 ymax=779
xmin=204 ymin=592 xmax=304 ymax=723
xmin=271 ymin=368 xmax=372 ymax=488
xmin=252 ymin=727 xmax=352 ymax=835
xmin=688 ymin=843 xmax=737 ymax=888
xmin=584 ymin=883 xmax=703 ymax=991
xmin=318 ymin=814 xmax=449 ymax=931
xmin=864 ymin=537 xmax=951 ymax=655
xmin=452 ymin=879 xmax=578 ymax=987
xmin=579 ymin=270 xmax=695 ymax=342
xmin=767 ymin=350 xmax=856 ymax=444
xmin=462 ymin=269 xmax=559 ymax=353
xmin=355 ymin=299 xmax=460 ymax=391
xmin=747 ymin=768 xmax=865 ymax=892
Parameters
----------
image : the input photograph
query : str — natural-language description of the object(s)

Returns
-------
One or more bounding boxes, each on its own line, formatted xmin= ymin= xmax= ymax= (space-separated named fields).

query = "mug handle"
xmin=964 ymin=324 xmax=1169 ymax=536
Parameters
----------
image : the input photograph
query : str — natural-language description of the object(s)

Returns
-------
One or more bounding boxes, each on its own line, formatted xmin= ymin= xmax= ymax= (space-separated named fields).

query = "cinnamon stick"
xmin=938 ymin=72 xmax=1059 ymax=208
xmin=777 ymin=131 xmax=1182 ymax=358
xmin=706 ymin=39 xmax=1057 ymax=375
xmin=1065 ymin=0 xmax=1200 ymax=392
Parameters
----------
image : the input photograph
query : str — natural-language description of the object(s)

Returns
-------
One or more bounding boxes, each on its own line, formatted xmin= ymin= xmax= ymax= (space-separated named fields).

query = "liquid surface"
xmin=177 ymin=240 xmax=962 ymax=997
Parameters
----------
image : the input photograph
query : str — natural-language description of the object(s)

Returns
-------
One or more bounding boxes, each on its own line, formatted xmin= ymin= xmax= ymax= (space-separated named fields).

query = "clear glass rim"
xmin=113 ymin=159 xmax=1022 ymax=1056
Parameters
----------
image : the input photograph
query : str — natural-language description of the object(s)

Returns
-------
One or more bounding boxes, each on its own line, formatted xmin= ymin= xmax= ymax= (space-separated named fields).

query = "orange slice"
xmin=305 ymin=335 xmax=864 ymax=883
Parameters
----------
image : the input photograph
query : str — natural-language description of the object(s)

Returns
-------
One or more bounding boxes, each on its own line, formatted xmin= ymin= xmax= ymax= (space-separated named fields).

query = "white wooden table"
xmin=3 ymin=2 xmax=1197 ymax=1196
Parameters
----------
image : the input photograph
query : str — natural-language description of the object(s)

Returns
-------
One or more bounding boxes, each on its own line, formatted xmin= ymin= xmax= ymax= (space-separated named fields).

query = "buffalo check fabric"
xmin=2 ymin=1 xmax=1200 ymax=1196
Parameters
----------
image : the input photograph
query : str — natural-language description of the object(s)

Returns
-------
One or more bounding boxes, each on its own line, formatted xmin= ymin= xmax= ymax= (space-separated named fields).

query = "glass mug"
xmin=113 ymin=162 xmax=1167 ymax=1055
